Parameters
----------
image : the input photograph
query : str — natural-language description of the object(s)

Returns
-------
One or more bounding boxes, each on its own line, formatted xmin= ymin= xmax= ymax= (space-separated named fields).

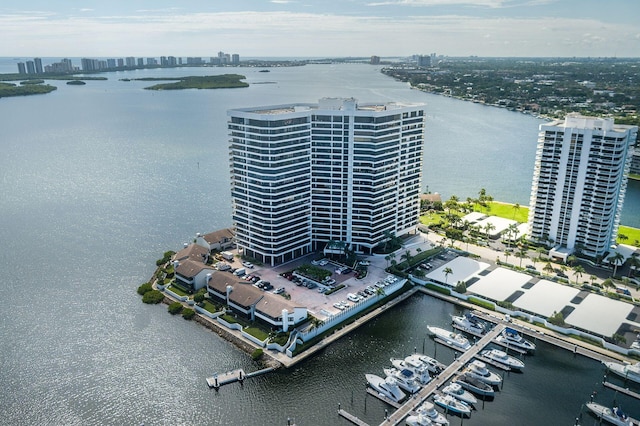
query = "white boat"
xmin=480 ymin=349 xmax=525 ymax=371
xmin=405 ymin=353 xmax=446 ymax=375
xmin=433 ymin=393 xmax=471 ymax=417
xmin=454 ymin=373 xmax=495 ymax=397
xmin=464 ymin=360 xmax=502 ymax=386
xmin=451 ymin=313 xmax=485 ymax=335
xmin=416 ymin=401 xmax=450 ymax=425
xmin=405 ymin=412 xmax=434 ymax=426
xmin=495 ymin=327 xmax=536 ymax=352
xmin=384 ymin=367 xmax=422 ymax=394
xmin=603 ymin=361 xmax=640 ymax=385
xmin=585 ymin=402 xmax=634 ymax=426
xmin=365 ymin=373 xmax=406 ymax=403
xmin=427 ymin=326 xmax=471 ymax=351
xmin=442 ymin=382 xmax=478 ymax=406
xmin=391 ymin=358 xmax=432 ymax=385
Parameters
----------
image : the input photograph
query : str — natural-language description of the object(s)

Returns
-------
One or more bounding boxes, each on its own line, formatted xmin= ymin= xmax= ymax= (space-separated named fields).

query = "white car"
xmin=318 ymin=259 xmax=329 ymax=266
xmin=273 ymin=287 xmax=285 ymax=295
xmin=359 ymin=260 xmax=370 ymax=266
xmin=242 ymin=261 xmax=254 ymax=268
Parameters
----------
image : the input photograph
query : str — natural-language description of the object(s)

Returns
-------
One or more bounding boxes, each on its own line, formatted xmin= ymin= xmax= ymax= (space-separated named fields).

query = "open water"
xmin=1 ymin=60 xmax=639 ymax=425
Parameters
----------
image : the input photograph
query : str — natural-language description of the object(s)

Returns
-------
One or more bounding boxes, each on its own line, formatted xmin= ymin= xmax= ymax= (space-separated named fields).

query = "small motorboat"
xmin=603 ymin=360 xmax=640 ymax=385
xmin=427 ymin=326 xmax=471 ymax=351
xmin=366 ymin=373 xmax=406 ymax=403
xmin=391 ymin=357 xmax=432 ymax=385
xmin=433 ymin=393 xmax=471 ymax=417
xmin=454 ymin=373 xmax=495 ymax=397
xmin=451 ymin=313 xmax=485 ymax=335
xmin=585 ymin=401 xmax=633 ymax=426
xmin=405 ymin=412 xmax=434 ymax=426
xmin=384 ymin=367 xmax=422 ymax=394
xmin=405 ymin=353 xmax=446 ymax=375
xmin=480 ymin=348 xmax=525 ymax=371
xmin=496 ymin=327 xmax=536 ymax=352
xmin=464 ymin=360 xmax=502 ymax=386
xmin=415 ymin=401 xmax=449 ymax=425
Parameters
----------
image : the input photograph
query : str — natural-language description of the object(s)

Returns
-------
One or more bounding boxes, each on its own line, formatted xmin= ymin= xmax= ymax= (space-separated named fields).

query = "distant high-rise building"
xmin=107 ymin=58 xmax=117 ymax=68
xmin=370 ymin=56 xmax=380 ymax=65
xmin=137 ymin=58 xmax=144 ymax=67
xmin=34 ymin=57 xmax=43 ymax=74
xmin=26 ymin=60 xmax=36 ymax=74
xmin=231 ymin=54 xmax=240 ymax=64
xmin=126 ymin=57 xmax=136 ymax=67
xmin=146 ymin=58 xmax=157 ymax=66
xmin=417 ymin=55 xmax=431 ymax=67
xmin=160 ymin=56 xmax=168 ymax=66
xmin=17 ymin=62 xmax=26 ymax=74
xmin=117 ymin=58 xmax=124 ymax=67
xmin=527 ymin=113 xmax=637 ymax=258
xmin=228 ymin=98 xmax=425 ymax=265
xmin=168 ymin=56 xmax=177 ymax=66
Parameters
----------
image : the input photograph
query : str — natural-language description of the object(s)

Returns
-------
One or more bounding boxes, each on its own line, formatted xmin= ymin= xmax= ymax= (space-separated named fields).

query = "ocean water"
xmin=0 ymin=61 xmax=638 ymax=425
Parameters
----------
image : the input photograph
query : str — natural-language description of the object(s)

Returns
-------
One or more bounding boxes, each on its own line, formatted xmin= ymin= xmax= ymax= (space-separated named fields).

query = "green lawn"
xmin=618 ymin=225 xmax=640 ymax=246
xmin=167 ymin=285 xmax=188 ymax=297
xmin=200 ymin=300 xmax=218 ymax=314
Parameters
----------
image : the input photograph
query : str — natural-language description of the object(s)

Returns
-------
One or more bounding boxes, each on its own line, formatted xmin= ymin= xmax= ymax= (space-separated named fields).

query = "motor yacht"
xmin=391 ymin=358 xmax=432 ymax=385
xmin=365 ymin=373 xmax=406 ymax=403
xmin=405 ymin=412 xmax=434 ymax=426
xmin=585 ymin=402 xmax=634 ymax=426
xmin=427 ymin=326 xmax=471 ymax=351
xmin=405 ymin=353 xmax=446 ymax=375
xmin=454 ymin=373 xmax=495 ymax=397
xmin=464 ymin=360 xmax=502 ymax=386
xmin=416 ymin=401 xmax=449 ymax=425
xmin=603 ymin=361 xmax=640 ymax=385
xmin=383 ymin=367 xmax=422 ymax=394
xmin=480 ymin=349 xmax=525 ymax=371
xmin=451 ymin=313 xmax=485 ymax=335
xmin=495 ymin=327 xmax=536 ymax=352
xmin=442 ymin=382 xmax=478 ymax=406
xmin=432 ymin=393 xmax=471 ymax=417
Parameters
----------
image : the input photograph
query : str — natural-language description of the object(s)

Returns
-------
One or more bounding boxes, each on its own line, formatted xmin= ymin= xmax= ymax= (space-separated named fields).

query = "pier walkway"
xmin=381 ymin=323 xmax=506 ymax=426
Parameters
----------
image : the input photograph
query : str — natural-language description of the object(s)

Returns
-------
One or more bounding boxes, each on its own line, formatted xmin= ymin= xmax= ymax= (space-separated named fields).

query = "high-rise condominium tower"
xmin=228 ymin=98 xmax=425 ymax=266
xmin=528 ymin=113 xmax=637 ymax=258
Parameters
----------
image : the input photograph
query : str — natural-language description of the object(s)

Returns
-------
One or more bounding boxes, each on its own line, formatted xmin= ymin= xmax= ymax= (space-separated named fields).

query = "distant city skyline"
xmin=1 ymin=0 xmax=639 ymax=58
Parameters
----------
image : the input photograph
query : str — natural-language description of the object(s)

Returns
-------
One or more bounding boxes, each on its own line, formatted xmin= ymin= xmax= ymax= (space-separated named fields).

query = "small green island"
xmin=134 ymin=74 xmax=249 ymax=90
xmin=0 ymin=81 xmax=57 ymax=98
xmin=66 ymin=80 xmax=86 ymax=85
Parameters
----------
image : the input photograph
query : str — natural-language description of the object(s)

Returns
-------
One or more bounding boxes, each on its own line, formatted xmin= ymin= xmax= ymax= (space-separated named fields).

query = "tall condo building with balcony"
xmin=527 ymin=113 xmax=637 ymax=258
xmin=228 ymin=98 xmax=425 ymax=266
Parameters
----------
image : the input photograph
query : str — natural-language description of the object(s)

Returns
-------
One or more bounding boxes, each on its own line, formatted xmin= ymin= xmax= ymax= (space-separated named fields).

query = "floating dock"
xmin=366 ymin=388 xmax=401 ymax=409
xmin=206 ymin=367 xmax=275 ymax=389
xmin=338 ymin=408 xmax=370 ymax=426
xmin=603 ymin=381 xmax=640 ymax=401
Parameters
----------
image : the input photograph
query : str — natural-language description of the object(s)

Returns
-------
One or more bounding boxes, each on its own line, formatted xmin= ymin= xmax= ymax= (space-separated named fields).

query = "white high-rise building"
xmin=527 ymin=113 xmax=637 ymax=258
xmin=228 ymin=98 xmax=425 ymax=266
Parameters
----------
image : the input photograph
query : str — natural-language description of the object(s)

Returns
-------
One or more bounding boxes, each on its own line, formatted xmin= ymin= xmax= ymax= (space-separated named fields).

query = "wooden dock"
xmin=603 ymin=381 xmax=640 ymax=401
xmin=206 ymin=367 xmax=275 ymax=389
xmin=366 ymin=388 xmax=401 ymax=408
xmin=338 ymin=408 xmax=370 ymax=426
xmin=381 ymin=323 xmax=506 ymax=426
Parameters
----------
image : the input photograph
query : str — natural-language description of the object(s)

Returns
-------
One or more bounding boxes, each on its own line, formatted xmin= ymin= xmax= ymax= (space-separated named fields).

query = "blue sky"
xmin=1 ymin=0 xmax=639 ymax=57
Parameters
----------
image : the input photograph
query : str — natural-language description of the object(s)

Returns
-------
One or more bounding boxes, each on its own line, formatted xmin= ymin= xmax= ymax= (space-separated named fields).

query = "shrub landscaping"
xmin=142 ymin=290 xmax=164 ymax=304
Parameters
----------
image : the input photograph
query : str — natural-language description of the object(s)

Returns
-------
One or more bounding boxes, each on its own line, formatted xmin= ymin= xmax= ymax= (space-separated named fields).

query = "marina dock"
xmin=603 ymin=380 xmax=640 ymax=401
xmin=381 ymin=323 xmax=506 ymax=426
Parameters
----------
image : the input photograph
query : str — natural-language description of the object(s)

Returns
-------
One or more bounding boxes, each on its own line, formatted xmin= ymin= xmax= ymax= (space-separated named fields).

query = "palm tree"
xmin=400 ymin=250 xmax=413 ymax=268
xmin=543 ymin=262 xmax=555 ymax=276
xmin=531 ymin=255 xmax=539 ymax=269
xmin=566 ymin=255 xmax=577 ymax=267
xmin=504 ymin=249 xmax=511 ymax=264
xmin=536 ymin=246 xmax=547 ymax=260
xmin=484 ymin=222 xmax=496 ymax=240
xmin=309 ymin=316 xmax=323 ymax=331
xmin=512 ymin=203 xmax=520 ymax=219
xmin=572 ymin=265 xmax=585 ymax=285
xmin=589 ymin=275 xmax=597 ymax=286
xmin=628 ymin=254 xmax=640 ymax=277
xmin=516 ymin=249 xmax=528 ymax=268
xmin=384 ymin=254 xmax=391 ymax=268
xmin=443 ymin=267 xmax=453 ymax=284
xmin=608 ymin=252 xmax=625 ymax=276
xmin=382 ymin=229 xmax=394 ymax=252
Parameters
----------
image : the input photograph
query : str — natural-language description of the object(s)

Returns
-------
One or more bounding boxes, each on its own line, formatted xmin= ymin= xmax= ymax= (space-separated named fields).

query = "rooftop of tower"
xmin=233 ymin=97 xmax=423 ymax=116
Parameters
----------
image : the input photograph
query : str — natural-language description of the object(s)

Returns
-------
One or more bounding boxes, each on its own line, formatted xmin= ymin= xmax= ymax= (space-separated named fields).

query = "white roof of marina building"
xmin=512 ymin=279 xmax=580 ymax=317
xmin=465 ymin=268 xmax=531 ymax=301
xmin=461 ymin=212 xmax=486 ymax=223
xmin=473 ymin=216 xmax=518 ymax=237
xmin=426 ymin=256 xmax=490 ymax=284
xmin=564 ymin=293 xmax=636 ymax=337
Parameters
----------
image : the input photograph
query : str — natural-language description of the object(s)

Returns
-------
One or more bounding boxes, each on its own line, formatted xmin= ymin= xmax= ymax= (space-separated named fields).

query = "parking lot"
xmin=224 ymin=252 xmax=401 ymax=321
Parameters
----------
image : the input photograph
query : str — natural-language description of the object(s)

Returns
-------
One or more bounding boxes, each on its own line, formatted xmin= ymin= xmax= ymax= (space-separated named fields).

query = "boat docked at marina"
xmin=603 ymin=361 xmax=640 ymax=385
xmin=384 ymin=367 xmax=422 ymax=394
xmin=495 ymin=327 xmax=536 ymax=352
xmin=480 ymin=348 xmax=525 ymax=371
xmin=365 ymin=373 xmax=406 ymax=403
xmin=442 ymin=382 xmax=478 ymax=406
xmin=427 ymin=326 xmax=471 ymax=351
xmin=453 ymin=373 xmax=495 ymax=397
xmin=415 ymin=401 xmax=450 ymax=425
xmin=585 ymin=402 xmax=634 ymax=426
xmin=451 ymin=313 xmax=485 ymax=335
xmin=405 ymin=353 xmax=446 ymax=375
xmin=433 ymin=393 xmax=472 ymax=417
xmin=463 ymin=360 xmax=502 ymax=387
xmin=391 ymin=358 xmax=432 ymax=385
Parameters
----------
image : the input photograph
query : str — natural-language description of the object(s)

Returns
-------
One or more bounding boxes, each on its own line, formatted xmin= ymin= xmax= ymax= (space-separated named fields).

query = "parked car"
xmin=318 ymin=259 xmax=329 ymax=266
xmin=274 ymin=287 xmax=285 ymax=295
xmin=242 ymin=261 xmax=254 ymax=268
xmin=359 ymin=260 xmax=370 ymax=266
